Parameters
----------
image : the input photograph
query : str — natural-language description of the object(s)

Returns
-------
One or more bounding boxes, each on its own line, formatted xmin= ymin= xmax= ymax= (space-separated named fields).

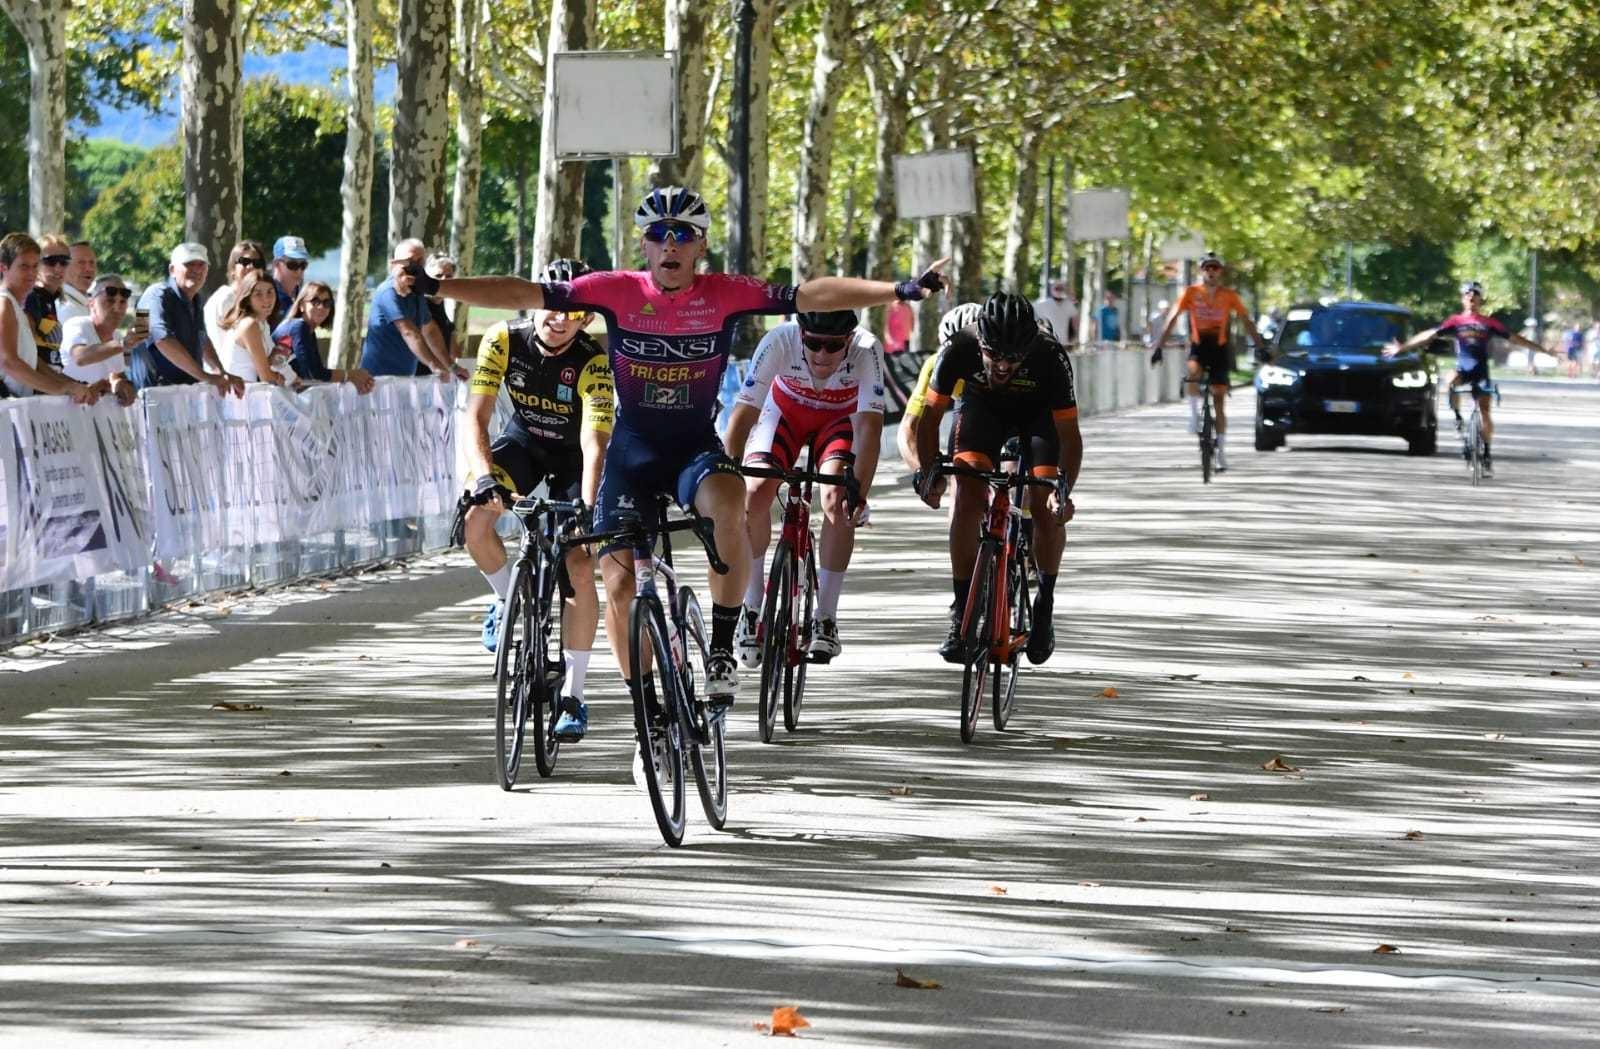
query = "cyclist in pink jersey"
xmin=427 ymin=186 xmax=946 ymax=732
xmin=723 ymin=309 xmax=886 ymax=662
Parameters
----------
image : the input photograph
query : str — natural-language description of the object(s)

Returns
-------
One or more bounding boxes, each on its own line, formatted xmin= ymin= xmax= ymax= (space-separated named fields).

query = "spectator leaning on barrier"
xmin=58 ymin=240 xmax=96 ymax=324
xmin=273 ymin=281 xmax=374 ymax=393
xmin=61 ymin=274 xmax=141 ymax=405
xmin=126 ymin=242 xmax=245 ymax=396
xmin=270 ymin=235 xmax=310 ymax=327
xmin=1097 ymin=289 xmax=1121 ymax=343
xmin=1032 ymin=279 xmax=1078 ymax=345
xmin=360 ymin=238 xmax=463 ymax=380
xmin=24 ymin=232 xmax=70 ymax=369
xmin=204 ymin=240 xmax=269 ymax=353
xmin=218 ymin=269 xmax=293 ymax=386
xmin=0 ymin=232 xmax=95 ymax=403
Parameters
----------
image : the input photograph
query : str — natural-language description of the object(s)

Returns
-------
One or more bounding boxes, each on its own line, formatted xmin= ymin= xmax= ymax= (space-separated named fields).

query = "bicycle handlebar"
xmin=935 ymin=459 xmax=1064 ymax=493
xmin=563 ymin=507 xmax=730 ymax=576
xmin=510 ymin=496 xmax=584 ymax=519
xmin=739 ymin=461 xmax=863 ymax=513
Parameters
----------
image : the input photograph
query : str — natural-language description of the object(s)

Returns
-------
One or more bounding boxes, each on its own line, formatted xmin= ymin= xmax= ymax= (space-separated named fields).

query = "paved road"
xmin=3 ymin=382 xmax=1597 ymax=1047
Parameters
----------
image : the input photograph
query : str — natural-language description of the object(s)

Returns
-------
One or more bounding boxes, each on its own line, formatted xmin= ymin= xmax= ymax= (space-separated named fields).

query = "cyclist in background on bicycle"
xmin=455 ymin=259 xmax=612 ymax=738
xmin=1384 ymin=280 xmax=1542 ymax=474
xmin=723 ymin=308 xmax=886 ymax=662
xmin=906 ymin=294 xmax=1083 ymax=665
xmin=897 ymin=302 xmax=981 ymax=468
xmin=426 ymin=187 xmax=947 ymax=725
xmin=1147 ymin=252 xmax=1267 ymax=472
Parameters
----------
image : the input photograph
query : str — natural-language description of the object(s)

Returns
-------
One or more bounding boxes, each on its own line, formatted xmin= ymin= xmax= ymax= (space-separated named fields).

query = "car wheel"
xmin=1407 ymin=427 xmax=1436 ymax=456
xmin=1254 ymin=423 xmax=1281 ymax=452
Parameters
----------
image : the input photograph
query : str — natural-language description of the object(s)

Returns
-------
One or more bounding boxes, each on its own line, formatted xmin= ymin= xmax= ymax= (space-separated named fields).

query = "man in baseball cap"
xmin=125 ymin=241 xmax=243 ymax=396
xmin=270 ymin=235 xmax=311 ymax=325
xmin=169 ymin=242 xmax=209 ymax=267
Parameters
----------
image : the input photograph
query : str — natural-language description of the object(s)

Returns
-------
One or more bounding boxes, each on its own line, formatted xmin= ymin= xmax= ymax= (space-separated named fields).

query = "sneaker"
xmin=1215 ymin=447 xmax=1228 ymax=472
xmin=938 ymin=610 xmax=965 ymax=664
xmin=1481 ymin=454 xmax=1493 ymax=476
xmin=809 ymin=616 xmax=841 ymax=661
xmin=706 ymin=651 xmax=739 ymax=709
xmin=480 ymin=601 xmax=501 ymax=653
xmin=552 ymin=698 xmax=588 ymax=741
xmin=1026 ymin=602 xmax=1055 ymax=665
xmin=734 ymin=606 xmax=762 ymax=668
xmin=632 ymin=733 xmax=671 ymax=788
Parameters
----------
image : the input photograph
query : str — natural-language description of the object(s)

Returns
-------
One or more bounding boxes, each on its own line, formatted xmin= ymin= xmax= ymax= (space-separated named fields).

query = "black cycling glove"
xmin=894 ymin=264 xmax=945 ymax=302
xmin=405 ymin=261 xmax=441 ymax=298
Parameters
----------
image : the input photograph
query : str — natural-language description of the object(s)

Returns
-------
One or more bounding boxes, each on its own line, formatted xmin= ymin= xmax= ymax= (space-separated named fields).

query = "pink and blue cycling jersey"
xmin=1436 ymin=312 xmax=1509 ymax=372
xmin=542 ymin=271 xmax=797 ymax=435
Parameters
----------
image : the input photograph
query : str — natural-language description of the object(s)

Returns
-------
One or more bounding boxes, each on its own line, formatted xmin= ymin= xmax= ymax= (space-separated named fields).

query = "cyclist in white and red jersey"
xmin=426 ymin=186 xmax=946 ymax=727
xmin=723 ymin=309 xmax=886 ymax=662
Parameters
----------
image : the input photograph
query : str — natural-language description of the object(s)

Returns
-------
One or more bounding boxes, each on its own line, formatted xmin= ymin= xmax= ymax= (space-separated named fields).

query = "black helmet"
xmin=797 ymin=309 xmax=857 ymax=337
xmin=977 ymin=294 xmax=1037 ymax=360
xmin=540 ymin=258 xmax=591 ymax=283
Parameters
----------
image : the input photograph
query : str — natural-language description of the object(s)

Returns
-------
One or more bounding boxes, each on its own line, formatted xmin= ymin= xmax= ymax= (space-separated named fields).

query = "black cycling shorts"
xmin=1188 ymin=335 xmax=1233 ymax=387
xmin=489 ymin=430 xmax=583 ymax=502
xmin=949 ymin=398 xmax=1060 ymax=475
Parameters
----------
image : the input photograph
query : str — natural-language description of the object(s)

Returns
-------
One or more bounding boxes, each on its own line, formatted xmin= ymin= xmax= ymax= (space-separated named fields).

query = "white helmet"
xmin=938 ymin=302 xmax=983 ymax=346
xmin=633 ymin=186 xmax=712 ymax=231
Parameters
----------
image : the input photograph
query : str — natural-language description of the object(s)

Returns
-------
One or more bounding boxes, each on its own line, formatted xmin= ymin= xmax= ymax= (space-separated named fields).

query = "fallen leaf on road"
xmin=1180 ymin=935 xmax=1200 ymax=942
xmin=768 ymin=1006 xmax=810 ymax=1036
xmin=1352 ymin=675 xmax=1369 ymax=682
xmin=1402 ymin=672 xmax=1415 ymax=679
xmin=989 ymin=885 xmax=1008 ymax=896
xmin=277 ymin=770 xmax=293 ymax=777
xmin=452 ymin=938 xmax=481 ymax=949
xmin=293 ymin=816 xmax=318 ymax=823
xmin=1225 ymin=925 xmax=1250 ymax=934
xmin=1261 ymin=756 xmax=1298 ymax=772
xmin=143 ymin=868 xmax=161 ymax=874
xmin=888 ymin=786 xmax=913 ymax=796
xmin=1373 ymin=944 xmax=1400 ymax=954
xmin=74 ymin=880 xmax=112 ymax=887
xmin=1189 ymin=793 xmax=1209 ymax=801
xmin=211 ymin=701 xmax=264 ymax=712
xmin=379 ymin=862 xmax=391 ymax=868
xmin=1402 ymin=830 xmax=1424 ymax=840
xmin=1131 ymin=816 xmax=1148 ymax=822
xmin=1314 ymin=1006 xmax=1348 ymax=1014
xmin=1484 ymin=733 xmax=1506 ymax=741
xmin=1052 ymin=738 xmax=1073 ymax=749
xmin=895 ymin=968 xmax=941 ymax=990
xmin=1550 ymin=670 xmax=1564 ymax=677
xmin=1099 ymin=687 xmax=1119 ymax=698
xmin=1079 ymin=881 xmax=1101 ymax=888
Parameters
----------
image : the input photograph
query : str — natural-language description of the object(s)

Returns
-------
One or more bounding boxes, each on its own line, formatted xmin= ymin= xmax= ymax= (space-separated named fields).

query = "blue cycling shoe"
xmin=481 ymin=601 xmax=501 ymax=652
xmin=552 ymin=698 xmax=589 ymax=741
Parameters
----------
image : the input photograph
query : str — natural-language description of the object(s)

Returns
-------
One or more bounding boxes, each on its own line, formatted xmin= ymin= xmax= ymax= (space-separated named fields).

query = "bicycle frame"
xmin=942 ymin=461 xmax=1050 ymax=661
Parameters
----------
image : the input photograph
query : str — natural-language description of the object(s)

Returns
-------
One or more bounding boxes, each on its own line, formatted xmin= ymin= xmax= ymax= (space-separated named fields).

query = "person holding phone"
xmin=62 ymin=274 xmax=141 ymax=405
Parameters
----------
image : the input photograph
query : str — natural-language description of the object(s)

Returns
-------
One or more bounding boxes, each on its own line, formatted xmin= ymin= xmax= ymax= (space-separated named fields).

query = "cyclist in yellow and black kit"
xmin=459 ymin=259 xmax=613 ymax=741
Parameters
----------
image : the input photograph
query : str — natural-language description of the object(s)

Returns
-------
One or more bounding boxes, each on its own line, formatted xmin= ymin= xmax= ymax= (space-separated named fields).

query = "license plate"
xmin=1323 ymin=400 xmax=1360 ymax=414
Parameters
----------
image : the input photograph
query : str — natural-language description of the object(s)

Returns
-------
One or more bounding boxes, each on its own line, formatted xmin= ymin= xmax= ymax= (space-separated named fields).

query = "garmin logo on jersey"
xmin=643 ymin=383 xmax=692 ymax=408
xmin=619 ymin=334 xmax=719 ymax=360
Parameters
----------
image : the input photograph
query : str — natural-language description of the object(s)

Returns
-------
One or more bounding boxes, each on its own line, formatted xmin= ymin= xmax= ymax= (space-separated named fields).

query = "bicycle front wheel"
xmin=1468 ymin=413 xmax=1483 ymax=487
xmin=1200 ymin=410 xmax=1214 ymax=484
xmin=630 ymin=594 xmax=686 ymax=847
xmin=993 ymin=552 xmax=1029 ymax=731
xmin=785 ymin=542 xmax=817 ymax=733
xmin=679 ymin=586 xmax=728 ymax=829
xmin=960 ymin=543 xmax=996 ymax=744
xmin=493 ymin=569 xmax=533 ymax=790
xmin=757 ymin=542 xmax=792 ymax=744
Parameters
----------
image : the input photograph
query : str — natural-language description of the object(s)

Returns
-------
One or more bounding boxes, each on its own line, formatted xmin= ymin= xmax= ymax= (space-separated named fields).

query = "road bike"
xmin=493 ymin=495 xmax=583 ymax=789
xmin=1186 ymin=378 xmax=1217 ymax=482
xmin=1450 ymin=379 xmax=1499 ymax=486
xmin=739 ymin=458 xmax=860 ymax=743
xmin=935 ymin=456 xmax=1059 ymax=743
xmin=568 ymin=497 xmax=729 ymax=847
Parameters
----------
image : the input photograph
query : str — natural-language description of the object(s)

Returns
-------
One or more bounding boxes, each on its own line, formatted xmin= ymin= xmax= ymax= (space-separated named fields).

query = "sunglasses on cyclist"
xmin=801 ymin=334 xmax=851 ymax=354
xmin=41 ymin=254 xmax=70 ymax=267
xmin=283 ymin=259 xmax=309 ymax=271
xmin=546 ymin=310 xmax=589 ymax=322
xmin=642 ymin=221 xmax=702 ymax=245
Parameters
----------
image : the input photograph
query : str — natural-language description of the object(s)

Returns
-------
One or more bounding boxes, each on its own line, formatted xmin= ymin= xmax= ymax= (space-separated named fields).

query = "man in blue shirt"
xmin=125 ymin=242 xmax=244 ymax=396
xmin=360 ymin=239 xmax=462 ymax=379
xmin=1097 ymin=290 xmax=1121 ymax=342
xmin=269 ymin=235 xmax=310 ymax=327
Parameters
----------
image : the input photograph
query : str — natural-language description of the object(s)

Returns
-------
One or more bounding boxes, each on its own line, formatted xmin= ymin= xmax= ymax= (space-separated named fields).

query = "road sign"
xmin=1160 ymin=230 xmax=1207 ymax=261
xmin=553 ymin=51 xmax=678 ymax=159
xmin=1069 ymin=188 xmax=1130 ymax=242
xmin=893 ymin=149 xmax=977 ymax=220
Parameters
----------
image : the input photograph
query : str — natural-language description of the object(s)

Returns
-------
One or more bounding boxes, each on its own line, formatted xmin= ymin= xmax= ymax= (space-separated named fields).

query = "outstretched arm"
xmin=434 ymin=274 xmax=545 ymax=312
xmin=794 ymin=258 xmax=949 ymax=313
xmin=1385 ymin=325 xmax=1441 ymax=356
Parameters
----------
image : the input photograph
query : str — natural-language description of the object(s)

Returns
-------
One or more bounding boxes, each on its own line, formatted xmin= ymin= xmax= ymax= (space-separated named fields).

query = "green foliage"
xmin=81 ymin=146 xmax=186 ymax=282
xmin=239 ymin=77 xmax=349 ymax=254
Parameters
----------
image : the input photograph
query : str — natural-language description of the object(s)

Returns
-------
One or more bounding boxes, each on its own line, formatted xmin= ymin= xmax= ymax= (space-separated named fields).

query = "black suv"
xmin=1254 ymin=300 xmax=1438 ymax=456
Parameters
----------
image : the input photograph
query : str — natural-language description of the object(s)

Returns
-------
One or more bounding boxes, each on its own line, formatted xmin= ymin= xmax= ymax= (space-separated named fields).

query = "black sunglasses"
xmin=642 ymin=221 xmax=702 ymax=244
xmin=309 ymin=297 xmax=333 ymax=308
xmin=236 ymin=256 xmax=265 ymax=268
xmin=41 ymin=254 xmax=70 ymax=266
xmin=99 ymin=288 xmax=131 ymax=301
xmin=283 ymin=259 xmax=309 ymax=271
xmin=801 ymin=334 xmax=850 ymax=353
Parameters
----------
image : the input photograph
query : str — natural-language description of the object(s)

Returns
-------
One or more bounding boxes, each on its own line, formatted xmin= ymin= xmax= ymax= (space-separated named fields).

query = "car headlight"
xmin=1391 ymin=369 xmax=1428 ymax=388
xmin=1257 ymin=365 xmax=1298 ymax=387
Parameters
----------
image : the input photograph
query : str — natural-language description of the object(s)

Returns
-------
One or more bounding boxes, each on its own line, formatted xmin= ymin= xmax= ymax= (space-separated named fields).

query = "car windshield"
xmin=1280 ymin=309 xmax=1409 ymax=351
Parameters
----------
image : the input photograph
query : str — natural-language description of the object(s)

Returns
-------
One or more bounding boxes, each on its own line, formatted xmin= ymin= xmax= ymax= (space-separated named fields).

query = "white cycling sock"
xmin=744 ymin=555 xmax=765 ymax=610
xmin=1216 ymin=431 xmax=1226 ymax=448
xmin=563 ymin=649 xmax=591 ymax=699
xmin=1188 ymin=395 xmax=1201 ymax=425
xmin=817 ymin=568 xmax=845 ymax=619
xmin=483 ymin=564 xmax=511 ymax=602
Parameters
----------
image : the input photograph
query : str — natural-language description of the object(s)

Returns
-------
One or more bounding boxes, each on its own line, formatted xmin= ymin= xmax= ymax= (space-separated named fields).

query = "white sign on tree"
xmin=1160 ymin=230 xmax=1207 ymax=261
xmin=553 ymin=51 xmax=679 ymax=159
xmin=1069 ymin=188 xmax=1131 ymax=242
xmin=893 ymin=149 xmax=977 ymax=220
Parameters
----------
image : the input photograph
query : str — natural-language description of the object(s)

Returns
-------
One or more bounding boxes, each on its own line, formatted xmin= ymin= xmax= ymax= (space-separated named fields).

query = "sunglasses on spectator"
xmin=236 ymin=256 xmax=265 ymax=269
xmin=41 ymin=254 xmax=70 ymax=267
xmin=309 ymin=297 xmax=334 ymax=308
xmin=642 ymin=222 xmax=702 ymax=245
xmin=283 ymin=259 xmax=309 ymax=271
xmin=99 ymin=289 xmax=132 ymax=301
xmin=801 ymin=334 xmax=851 ymax=353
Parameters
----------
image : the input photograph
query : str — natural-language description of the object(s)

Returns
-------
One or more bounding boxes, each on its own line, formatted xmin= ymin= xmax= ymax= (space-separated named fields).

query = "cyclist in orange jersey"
xmin=1148 ymin=252 xmax=1268 ymax=471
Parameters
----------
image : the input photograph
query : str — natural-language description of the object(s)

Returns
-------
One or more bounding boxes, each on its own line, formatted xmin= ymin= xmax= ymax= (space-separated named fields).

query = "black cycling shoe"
xmin=1026 ymin=603 xmax=1055 ymax=665
xmin=938 ymin=615 xmax=965 ymax=664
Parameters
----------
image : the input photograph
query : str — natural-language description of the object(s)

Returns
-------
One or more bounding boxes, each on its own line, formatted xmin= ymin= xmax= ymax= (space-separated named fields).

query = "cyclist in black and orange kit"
xmin=1148 ymin=252 xmax=1268 ymax=472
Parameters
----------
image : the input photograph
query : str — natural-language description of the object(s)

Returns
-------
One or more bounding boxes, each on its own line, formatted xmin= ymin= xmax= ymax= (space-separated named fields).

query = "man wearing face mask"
xmin=428 ymin=185 xmax=946 ymax=721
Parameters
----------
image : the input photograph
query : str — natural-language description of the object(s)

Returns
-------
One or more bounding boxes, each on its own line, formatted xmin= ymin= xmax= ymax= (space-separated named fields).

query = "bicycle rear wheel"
xmin=993 ymin=551 xmax=1029 ymax=731
xmin=959 ymin=543 xmax=996 ymax=744
xmin=530 ymin=554 xmax=563 ymax=779
xmin=1468 ymin=412 xmax=1483 ymax=487
xmin=757 ymin=542 xmax=792 ymax=744
xmin=679 ymin=586 xmax=728 ymax=830
xmin=630 ymin=594 xmax=686 ymax=847
xmin=493 ymin=568 xmax=532 ymax=790
xmin=1199 ymin=407 xmax=1214 ymax=484
xmin=784 ymin=542 xmax=817 ymax=733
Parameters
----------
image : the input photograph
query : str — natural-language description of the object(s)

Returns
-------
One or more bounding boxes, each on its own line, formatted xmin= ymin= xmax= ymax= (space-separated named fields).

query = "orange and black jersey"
xmin=470 ymin=320 xmax=613 ymax=451
xmin=925 ymin=326 xmax=1078 ymax=421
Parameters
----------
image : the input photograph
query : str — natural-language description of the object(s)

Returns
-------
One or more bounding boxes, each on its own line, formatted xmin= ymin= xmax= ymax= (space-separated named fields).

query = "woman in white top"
xmin=204 ymin=239 xmax=269 ymax=354
xmin=218 ymin=269 xmax=289 ymax=385
xmin=0 ymin=231 xmax=94 ymax=402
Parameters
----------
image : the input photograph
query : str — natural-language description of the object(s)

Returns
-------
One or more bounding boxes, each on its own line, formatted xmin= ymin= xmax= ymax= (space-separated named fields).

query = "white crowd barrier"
xmin=1 ymin=378 xmax=460 ymax=646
